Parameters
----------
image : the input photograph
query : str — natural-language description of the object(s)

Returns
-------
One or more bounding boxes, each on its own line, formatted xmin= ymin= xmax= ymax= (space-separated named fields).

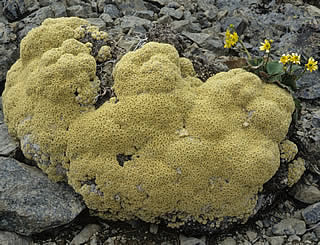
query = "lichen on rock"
xmin=2 ymin=17 xmax=296 ymax=229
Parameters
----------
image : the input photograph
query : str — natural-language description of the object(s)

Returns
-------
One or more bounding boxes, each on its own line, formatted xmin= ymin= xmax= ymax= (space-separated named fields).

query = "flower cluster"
xmin=224 ymin=29 xmax=239 ymax=48
xmin=223 ymin=24 xmax=318 ymax=91
xmin=279 ymin=54 xmax=318 ymax=73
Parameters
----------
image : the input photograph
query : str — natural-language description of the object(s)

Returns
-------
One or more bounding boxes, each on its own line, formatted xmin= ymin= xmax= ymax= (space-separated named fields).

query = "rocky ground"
xmin=1 ymin=0 xmax=320 ymax=244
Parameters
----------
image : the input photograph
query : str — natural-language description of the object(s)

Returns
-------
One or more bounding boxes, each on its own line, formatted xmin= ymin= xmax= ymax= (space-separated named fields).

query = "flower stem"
xmin=230 ymin=25 xmax=251 ymax=60
xmin=238 ymin=39 xmax=252 ymax=60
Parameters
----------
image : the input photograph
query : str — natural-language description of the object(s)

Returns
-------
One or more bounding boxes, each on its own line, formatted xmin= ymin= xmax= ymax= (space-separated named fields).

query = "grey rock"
xmin=3 ymin=0 xmax=40 ymax=21
xmin=149 ymin=223 xmax=158 ymax=234
xmin=305 ymin=4 xmax=320 ymax=16
xmin=21 ymin=6 xmax=54 ymax=26
xmin=114 ymin=0 xmax=146 ymax=16
xmin=287 ymin=234 xmax=301 ymax=242
xmin=66 ymin=4 xmax=93 ymax=18
xmin=295 ymin=104 xmax=320 ymax=175
xmin=171 ymin=20 xmax=189 ymax=32
xmin=0 ymin=231 xmax=32 ymax=245
xmin=187 ymin=22 xmax=202 ymax=33
xmin=120 ymin=16 xmax=151 ymax=32
xmin=168 ymin=1 xmax=180 ymax=8
xmin=38 ymin=0 xmax=51 ymax=7
xmin=103 ymin=4 xmax=120 ymax=19
xmin=66 ymin=0 xmax=83 ymax=6
xmin=246 ymin=230 xmax=257 ymax=241
xmin=146 ymin=0 xmax=167 ymax=6
xmin=87 ymin=18 xmax=106 ymax=30
xmin=314 ymin=226 xmax=320 ymax=239
xmin=160 ymin=6 xmax=184 ymax=20
xmin=117 ymin=39 xmax=139 ymax=53
xmin=70 ymin=224 xmax=101 ymax=245
xmin=0 ymin=43 xmax=18 ymax=85
xmin=0 ymin=22 xmax=16 ymax=44
xmin=0 ymin=123 xmax=18 ymax=156
xmin=220 ymin=237 xmax=237 ymax=245
xmin=0 ymin=157 xmax=85 ymax=235
xmin=291 ymin=183 xmax=320 ymax=204
xmin=182 ymin=31 xmax=210 ymax=46
xmin=100 ymin=13 xmax=113 ymax=26
xmin=0 ymin=2 xmax=8 ymax=24
xmin=202 ymin=38 xmax=224 ymax=53
xmin=265 ymin=236 xmax=286 ymax=245
xmin=0 ymin=97 xmax=3 ymax=123
xmin=272 ymin=218 xmax=306 ymax=236
xmin=155 ymin=15 xmax=173 ymax=25
xmin=0 ymin=23 xmax=19 ymax=84
xmin=50 ymin=1 xmax=67 ymax=17
xmin=179 ymin=234 xmax=206 ymax=245
xmin=197 ymin=0 xmax=218 ymax=12
xmin=96 ymin=0 xmax=104 ymax=13
xmin=204 ymin=8 xmax=218 ymax=21
xmin=221 ymin=15 xmax=245 ymax=31
xmin=302 ymin=202 xmax=320 ymax=224
xmin=136 ymin=10 xmax=154 ymax=21
xmin=297 ymin=71 xmax=320 ymax=100
xmin=302 ymin=232 xmax=318 ymax=242
xmin=217 ymin=9 xmax=228 ymax=21
xmin=183 ymin=10 xmax=197 ymax=23
xmin=0 ymin=97 xmax=18 ymax=156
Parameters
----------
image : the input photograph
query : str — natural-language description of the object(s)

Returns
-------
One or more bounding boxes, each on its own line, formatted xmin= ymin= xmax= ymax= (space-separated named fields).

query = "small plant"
xmin=224 ymin=24 xmax=318 ymax=92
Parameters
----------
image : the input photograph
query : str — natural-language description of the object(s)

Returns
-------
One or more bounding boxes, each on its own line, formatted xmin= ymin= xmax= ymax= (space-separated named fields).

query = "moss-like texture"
xmin=280 ymin=139 xmax=298 ymax=162
xmin=3 ymin=17 xmax=295 ymax=227
xmin=287 ymin=158 xmax=305 ymax=187
xmin=2 ymin=17 xmax=101 ymax=181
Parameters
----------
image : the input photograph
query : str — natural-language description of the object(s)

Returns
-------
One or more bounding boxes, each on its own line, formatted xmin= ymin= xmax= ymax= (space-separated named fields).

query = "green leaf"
xmin=266 ymin=61 xmax=284 ymax=75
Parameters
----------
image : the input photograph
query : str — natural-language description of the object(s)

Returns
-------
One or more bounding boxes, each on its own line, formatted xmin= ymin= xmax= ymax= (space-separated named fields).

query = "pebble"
xmin=246 ymin=230 xmax=257 ymax=241
xmin=291 ymin=183 xmax=320 ymax=204
xmin=70 ymin=224 xmax=101 ymax=245
xmin=179 ymin=234 xmax=206 ymax=245
xmin=272 ymin=218 xmax=306 ymax=236
xmin=265 ymin=235 xmax=286 ymax=245
xmin=302 ymin=202 xmax=320 ymax=225
xmin=220 ymin=237 xmax=237 ymax=245
xmin=149 ymin=224 xmax=158 ymax=234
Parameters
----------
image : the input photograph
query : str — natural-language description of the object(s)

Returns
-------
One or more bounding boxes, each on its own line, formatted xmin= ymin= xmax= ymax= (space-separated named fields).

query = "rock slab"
xmin=0 ymin=157 xmax=85 ymax=235
xmin=0 ymin=231 xmax=32 ymax=245
xmin=0 ymin=97 xmax=18 ymax=156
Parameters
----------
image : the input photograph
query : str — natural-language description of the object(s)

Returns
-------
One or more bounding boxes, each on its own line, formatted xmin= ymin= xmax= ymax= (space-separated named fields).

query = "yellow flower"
xmin=224 ymin=40 xmax=232 ymax=48
xmin=279 ymin=54 xmax=290 ymax=65
xmin=290 ymin=53 xmax=300 ymax=64
xmin=305 ymin=57 xmax=318 ymax=72
xmin=224 ymin=29 xmax=238 ymax=48
xmin=225 ymin=29 xmax=231 ymax=38
xmin=231 ymin=32 xmax=238 ymax=45
xmin=260 ymin=39 xmax=273 ymax=53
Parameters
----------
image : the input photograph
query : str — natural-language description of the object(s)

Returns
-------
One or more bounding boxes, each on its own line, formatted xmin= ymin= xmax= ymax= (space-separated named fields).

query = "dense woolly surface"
xmin=2 ymin=17 xmax=295 ymax=227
